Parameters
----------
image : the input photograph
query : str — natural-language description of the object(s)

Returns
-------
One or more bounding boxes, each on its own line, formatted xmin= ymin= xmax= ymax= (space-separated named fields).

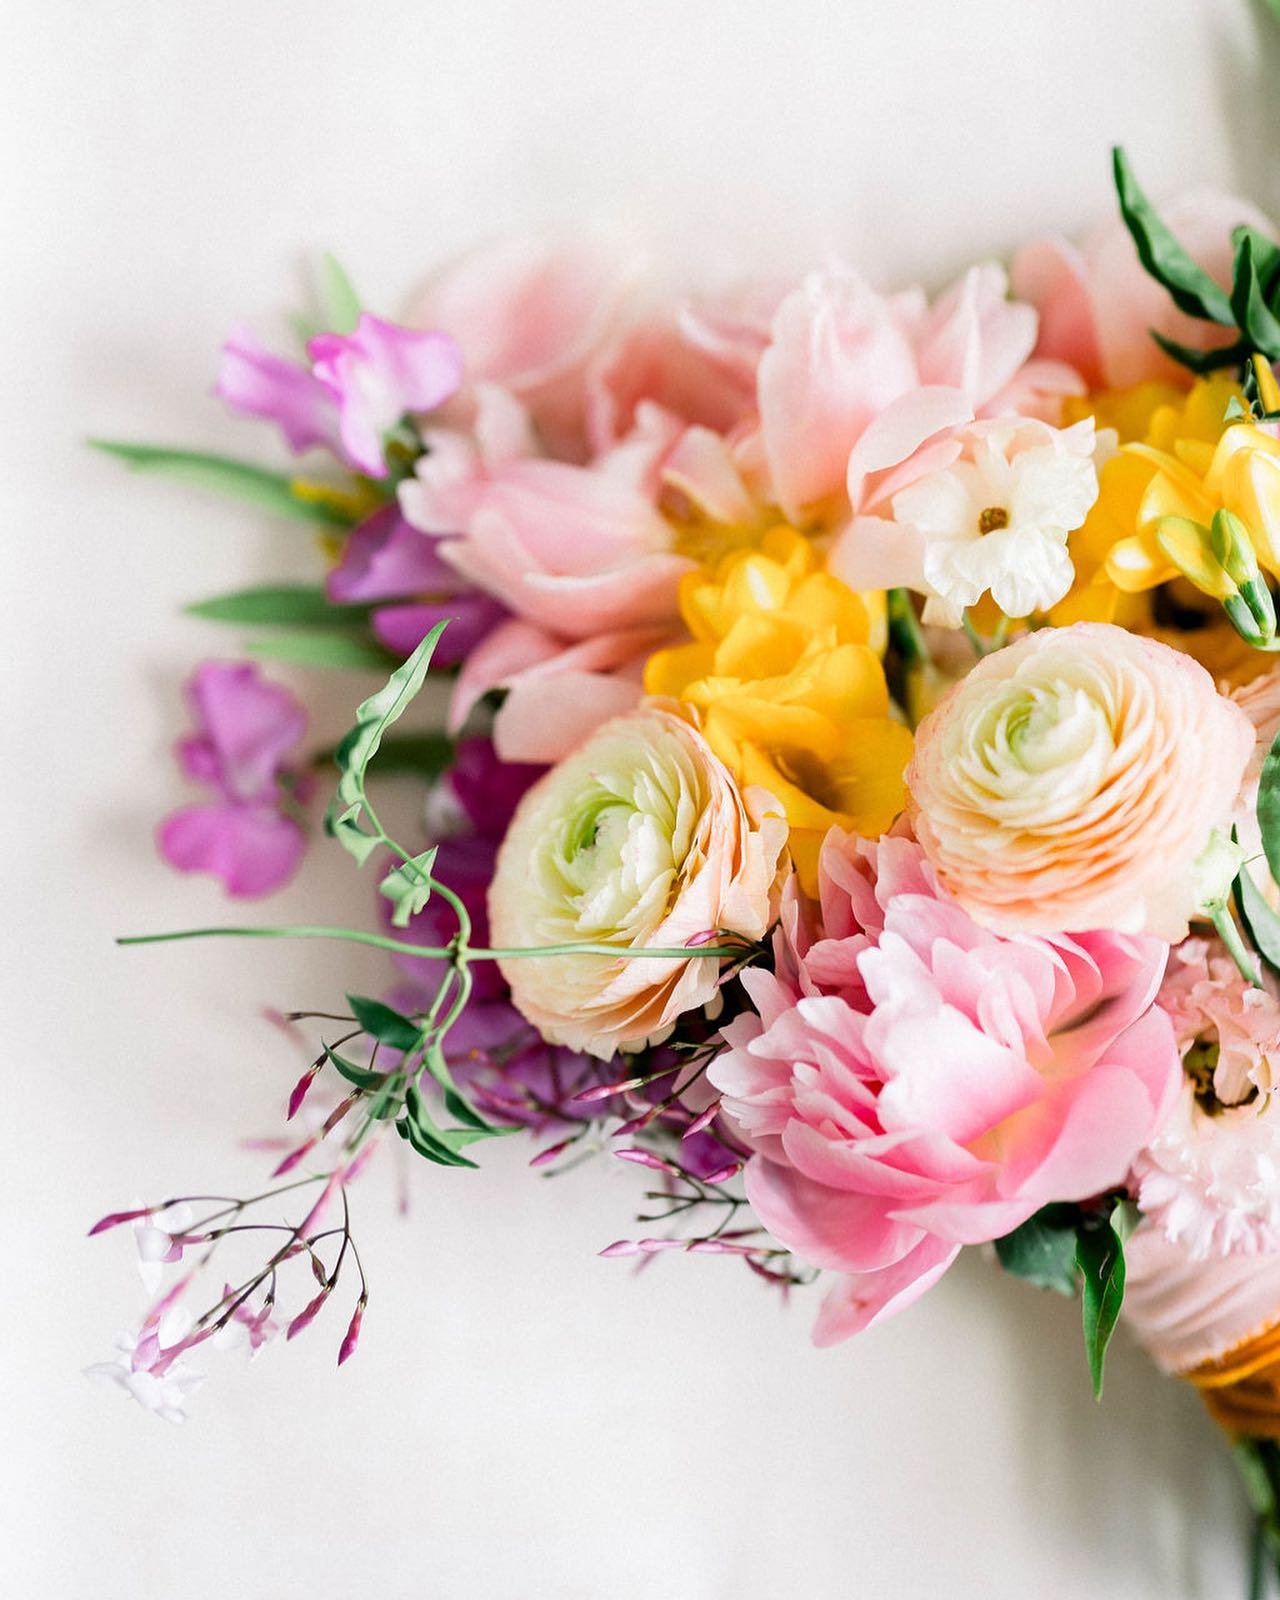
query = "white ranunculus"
xmin=488 ymin=707 xmax=786 ymax=1058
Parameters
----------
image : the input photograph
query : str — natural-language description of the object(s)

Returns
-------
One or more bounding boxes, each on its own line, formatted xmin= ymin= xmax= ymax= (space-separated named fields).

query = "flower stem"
xmin=887 ymin=588 xmax=929 ymax=666
xmin=116 ymin=925 xmax=749 ymax=962
xmin=1212 ymin=905 xmax=1263 ymax=988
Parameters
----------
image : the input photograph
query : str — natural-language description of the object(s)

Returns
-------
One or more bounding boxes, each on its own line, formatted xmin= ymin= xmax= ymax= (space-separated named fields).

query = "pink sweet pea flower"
xmin=709 ymin=827 xmax=1180 ymax=1343
xmin=215 ymin=324 xmax=342 ymax=456
xmin=306 ymin=314 xmax=463 ymax=477
xmin=158 ymin=662 xmax=310 ymax=898
xmin=1013 ymin=189 xmax=1276 ymax=389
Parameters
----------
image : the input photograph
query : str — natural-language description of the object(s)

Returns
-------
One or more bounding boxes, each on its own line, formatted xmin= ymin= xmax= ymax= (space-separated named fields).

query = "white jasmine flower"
xmin=890 ymin=417 xmax=1100 ymax=625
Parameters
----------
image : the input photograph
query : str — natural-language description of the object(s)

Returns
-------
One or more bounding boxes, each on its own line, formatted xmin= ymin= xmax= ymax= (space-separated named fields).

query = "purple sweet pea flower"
xmin=326 ymin=506 xmax=503 ymax=665
xmin=214 ymin=325 xmax=342 ymax=457
xmin=216 ymin=313 xmax=462 ymax=480
xmin=158 ymin=662 xmax=311 ymax=898
xmin=307 ymin=315 xmax=463 ymax=477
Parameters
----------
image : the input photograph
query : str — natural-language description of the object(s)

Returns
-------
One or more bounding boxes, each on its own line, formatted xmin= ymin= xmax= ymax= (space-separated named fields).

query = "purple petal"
xmin=215 ymin=324 xmax=341 ymax=456
xmin=183 ymin=661 xmax=307 ymax=803
xmin=308 ymin=316 xmax=463 ymax=476
xmin=371 ymin=595 xmax=504 ymax=662
xmin=158 ymin=802 xmax=306 ymax=898
xmin=326 ymin=507 xmax=456 ymax=604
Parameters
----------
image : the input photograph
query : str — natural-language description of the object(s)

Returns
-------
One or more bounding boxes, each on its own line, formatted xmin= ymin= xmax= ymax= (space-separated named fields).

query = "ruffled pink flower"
xmin=709 ymin=828 xmax=1180 ymax=1343
xmin=1013 ymin=189 xmax=1276 ymax=389
xmin=1133 ymin=937 xmax=1280 ymax=1259
xmin=158 ymin=662 xmax=310 ymax=898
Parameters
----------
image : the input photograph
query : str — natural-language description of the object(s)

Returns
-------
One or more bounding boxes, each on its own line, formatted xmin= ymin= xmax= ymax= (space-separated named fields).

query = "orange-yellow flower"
xmin=644 ymin=526 xmax=911 ymax=892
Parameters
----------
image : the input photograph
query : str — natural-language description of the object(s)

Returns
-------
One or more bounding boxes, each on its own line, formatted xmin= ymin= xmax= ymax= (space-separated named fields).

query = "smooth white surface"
xmin=3 ymin=2 xmax=1275 ymax=1595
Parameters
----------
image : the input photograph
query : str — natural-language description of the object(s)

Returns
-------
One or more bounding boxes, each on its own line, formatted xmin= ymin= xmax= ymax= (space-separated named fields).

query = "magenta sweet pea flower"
xmin=307 ymin=314 xmax=463 ymax=477
xmin=158 ymin=662 xmax=310 ymax=898
xmin=214 ymin=325 xmax=343 ymax=457
xmin=326 ymin=505 xmax=503 ymax=664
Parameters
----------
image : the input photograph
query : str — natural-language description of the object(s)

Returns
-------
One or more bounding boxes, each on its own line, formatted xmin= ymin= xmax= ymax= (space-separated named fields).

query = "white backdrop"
xmin=3 ymin=2 xmax=1276 ymax=1595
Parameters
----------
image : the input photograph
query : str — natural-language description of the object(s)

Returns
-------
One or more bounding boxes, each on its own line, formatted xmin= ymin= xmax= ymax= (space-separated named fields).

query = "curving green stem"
xmin=116 ymin=924 xmax=750 ymax=962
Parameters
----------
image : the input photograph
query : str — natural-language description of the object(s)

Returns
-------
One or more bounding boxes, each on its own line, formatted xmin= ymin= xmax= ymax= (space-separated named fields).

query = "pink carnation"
xmin=709 ymin=828 xmax=1180 ymax=1343
xmin=1133 ymin=938 xmax=1280 ymax=1259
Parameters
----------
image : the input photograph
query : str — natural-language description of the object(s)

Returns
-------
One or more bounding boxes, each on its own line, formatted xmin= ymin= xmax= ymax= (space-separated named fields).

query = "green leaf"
xmin=1235 ymin=861 xmax=1280 ymax=977
xmin=327 ymin=804 xmax=380 ymax=865
xmin=994 ymin=1209 xmax=1080 ymax=1296
xmin=325 ymin=620 xmax=450 ymax=864
xmin=400 ymin=1083 xmax=480 ymax=1168
xmin=1077 ymin=1211 xmax=1128 ymax=1399
xmin=378 ymin=846 xmax=439 ymax=928
xmin=244 ymin=631 xmax=395 ymax=670
xmin=87 ymin=440 xmax=357 ymax=527
xmin=1149 ymin=329 xmax=1248 ymax=376
xmin=1235 ymin=225 xmax=1280 ymax=302
xmin=312 ymin=731 xmax=455 ymax=777
xmin=319 ymin=252 xmax=362 ymax=335
xmin=1232 ymin=233 xmax=1280 ymax=360
xmin=1257 ymin=729 xmax=1280 ymax=889
xmin=186 ymin=585 xmax=371 ymax=629
xmin=346 ymin=993 xmax=423 ymax=1053
xmin=1112 ymin=148 xmax=1236 ymax=326
xmin=323 ymin=1043 xmax=388 ymax=1092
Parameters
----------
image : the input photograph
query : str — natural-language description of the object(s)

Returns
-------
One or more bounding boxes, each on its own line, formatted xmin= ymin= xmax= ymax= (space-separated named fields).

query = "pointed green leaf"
xmin=1257 ymin=729 xmax=1280 ymax=890
xmin=325 ymin=804 xmax=379 ymax=865
xmin=323 ymin=1043 xmax=388 ymax=1092
xmin=1235 ymin=226 xmax=1280 ymax=302
xmin=379 ymin=846 xmax=439 ymax=928
xmin=1233 ymin=233 xmax=1280 ymax=360
xmin=1235 ymin=861 xmax=1280 ymax=977
xmin=1149 ymin=328 xmax=1247 ymax=376
xmin=312 ymin=731 xmax=455 ymax=777
xmin=187 ymin=585 xmax=371 ymax=629
xmin=88 ymin=440 xmax=357 ymax=527
xmin=347 ymin=993 xmax=423 ymax=1054
xmin=319 ymin=253 xmax=362 ymax=335
xmin=341 ymin=620 xmax=451 ymax=778
xmin=1077 ymin=1212 xmax=1127 ymax=1399
xmin=401 ymin=1084 xmax=480 ymax=1168
xmin=1112 ymin=148 xmax=1235 ymax=325
xmin=994 ymin=1209 xmax=1081 ymax=1296
xmin=244 ymin=631 xmax=395 ymax=670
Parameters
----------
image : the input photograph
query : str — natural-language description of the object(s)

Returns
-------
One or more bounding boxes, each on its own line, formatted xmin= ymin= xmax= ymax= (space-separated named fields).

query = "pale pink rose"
xmin=1122 ymin=1220 xmax=1280 ymax=1373
xmin=709 ymin=828 xmax=1179 ymax=1342
xmin=488 ymin=708 xmax=787 ymax=1059
xmin=1133 ymin=937 xmax=1280 ymax=1259
xmin=1013 ymin=190 xmax=1276 ymax=389
xmin=907 ymin=623 xmax=1255 ymax=940
xmin=398 ymin=385 xmax=692 ymax=642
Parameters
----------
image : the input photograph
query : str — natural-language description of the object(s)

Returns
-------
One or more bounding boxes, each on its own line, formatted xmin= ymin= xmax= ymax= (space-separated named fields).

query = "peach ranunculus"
xmin=709 ymin=828 xmax=1179 ymax=1342
xmin=487 ymin=707 xmax=787 ymax=1060
xmin=906 ymin=622 xmax=1254 ymax=941
xmin=1012 ymin=189 xmax=1276 ymax=391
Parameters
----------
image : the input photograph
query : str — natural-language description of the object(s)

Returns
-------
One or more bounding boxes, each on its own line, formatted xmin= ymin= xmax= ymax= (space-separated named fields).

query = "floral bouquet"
xmin=90 ymin=147 xmax=1280 ymax=1590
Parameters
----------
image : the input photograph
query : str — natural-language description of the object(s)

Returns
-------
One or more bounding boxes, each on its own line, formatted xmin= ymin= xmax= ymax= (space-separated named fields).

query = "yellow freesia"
xmin=1050 ymin=375 xmax=1241 ymax=625
xmin=644 ymin=526 xmax=911 ymax=893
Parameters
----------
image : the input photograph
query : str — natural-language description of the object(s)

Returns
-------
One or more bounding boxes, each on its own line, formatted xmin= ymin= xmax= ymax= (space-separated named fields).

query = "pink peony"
xmin=709 ymin=828 xmax=1180 ymax=1342
xmin=906 ymin=623 xmax=1255 ymax=941
xmin=1013 ymin=189 xmax=1276 ymax=390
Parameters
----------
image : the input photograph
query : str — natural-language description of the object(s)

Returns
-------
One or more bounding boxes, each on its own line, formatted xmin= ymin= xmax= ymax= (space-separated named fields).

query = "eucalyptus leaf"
xmin=378 ymin=846 xmax=439 ymax=928
xmin=187 ymin=585 xmax=371 ymax=629
xmin=994 ymin=1210 xmax=1080 ymax=1296
xmin=347 ymin=993 xmax=423 ymax=1054
xmin=245 ymin=631 xmax=395 ymax=670
xmin=1077 ymin=1211 xmax=1127 ymax=1400
xmin=1112 ymin=147 xmax=1235 ymax=325
xmin=88 ymin=440 xmax=356 ymax=527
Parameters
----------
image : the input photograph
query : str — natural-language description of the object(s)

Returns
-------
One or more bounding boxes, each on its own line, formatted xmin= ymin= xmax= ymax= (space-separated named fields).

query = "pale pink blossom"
xmin=1230 ymin=666 xmax=1280 ymax=893
xmin=709 ymin=828 xmax=1180 ymax=1342
xmin=1013 ymin=189 xmax=1276 ymax=389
